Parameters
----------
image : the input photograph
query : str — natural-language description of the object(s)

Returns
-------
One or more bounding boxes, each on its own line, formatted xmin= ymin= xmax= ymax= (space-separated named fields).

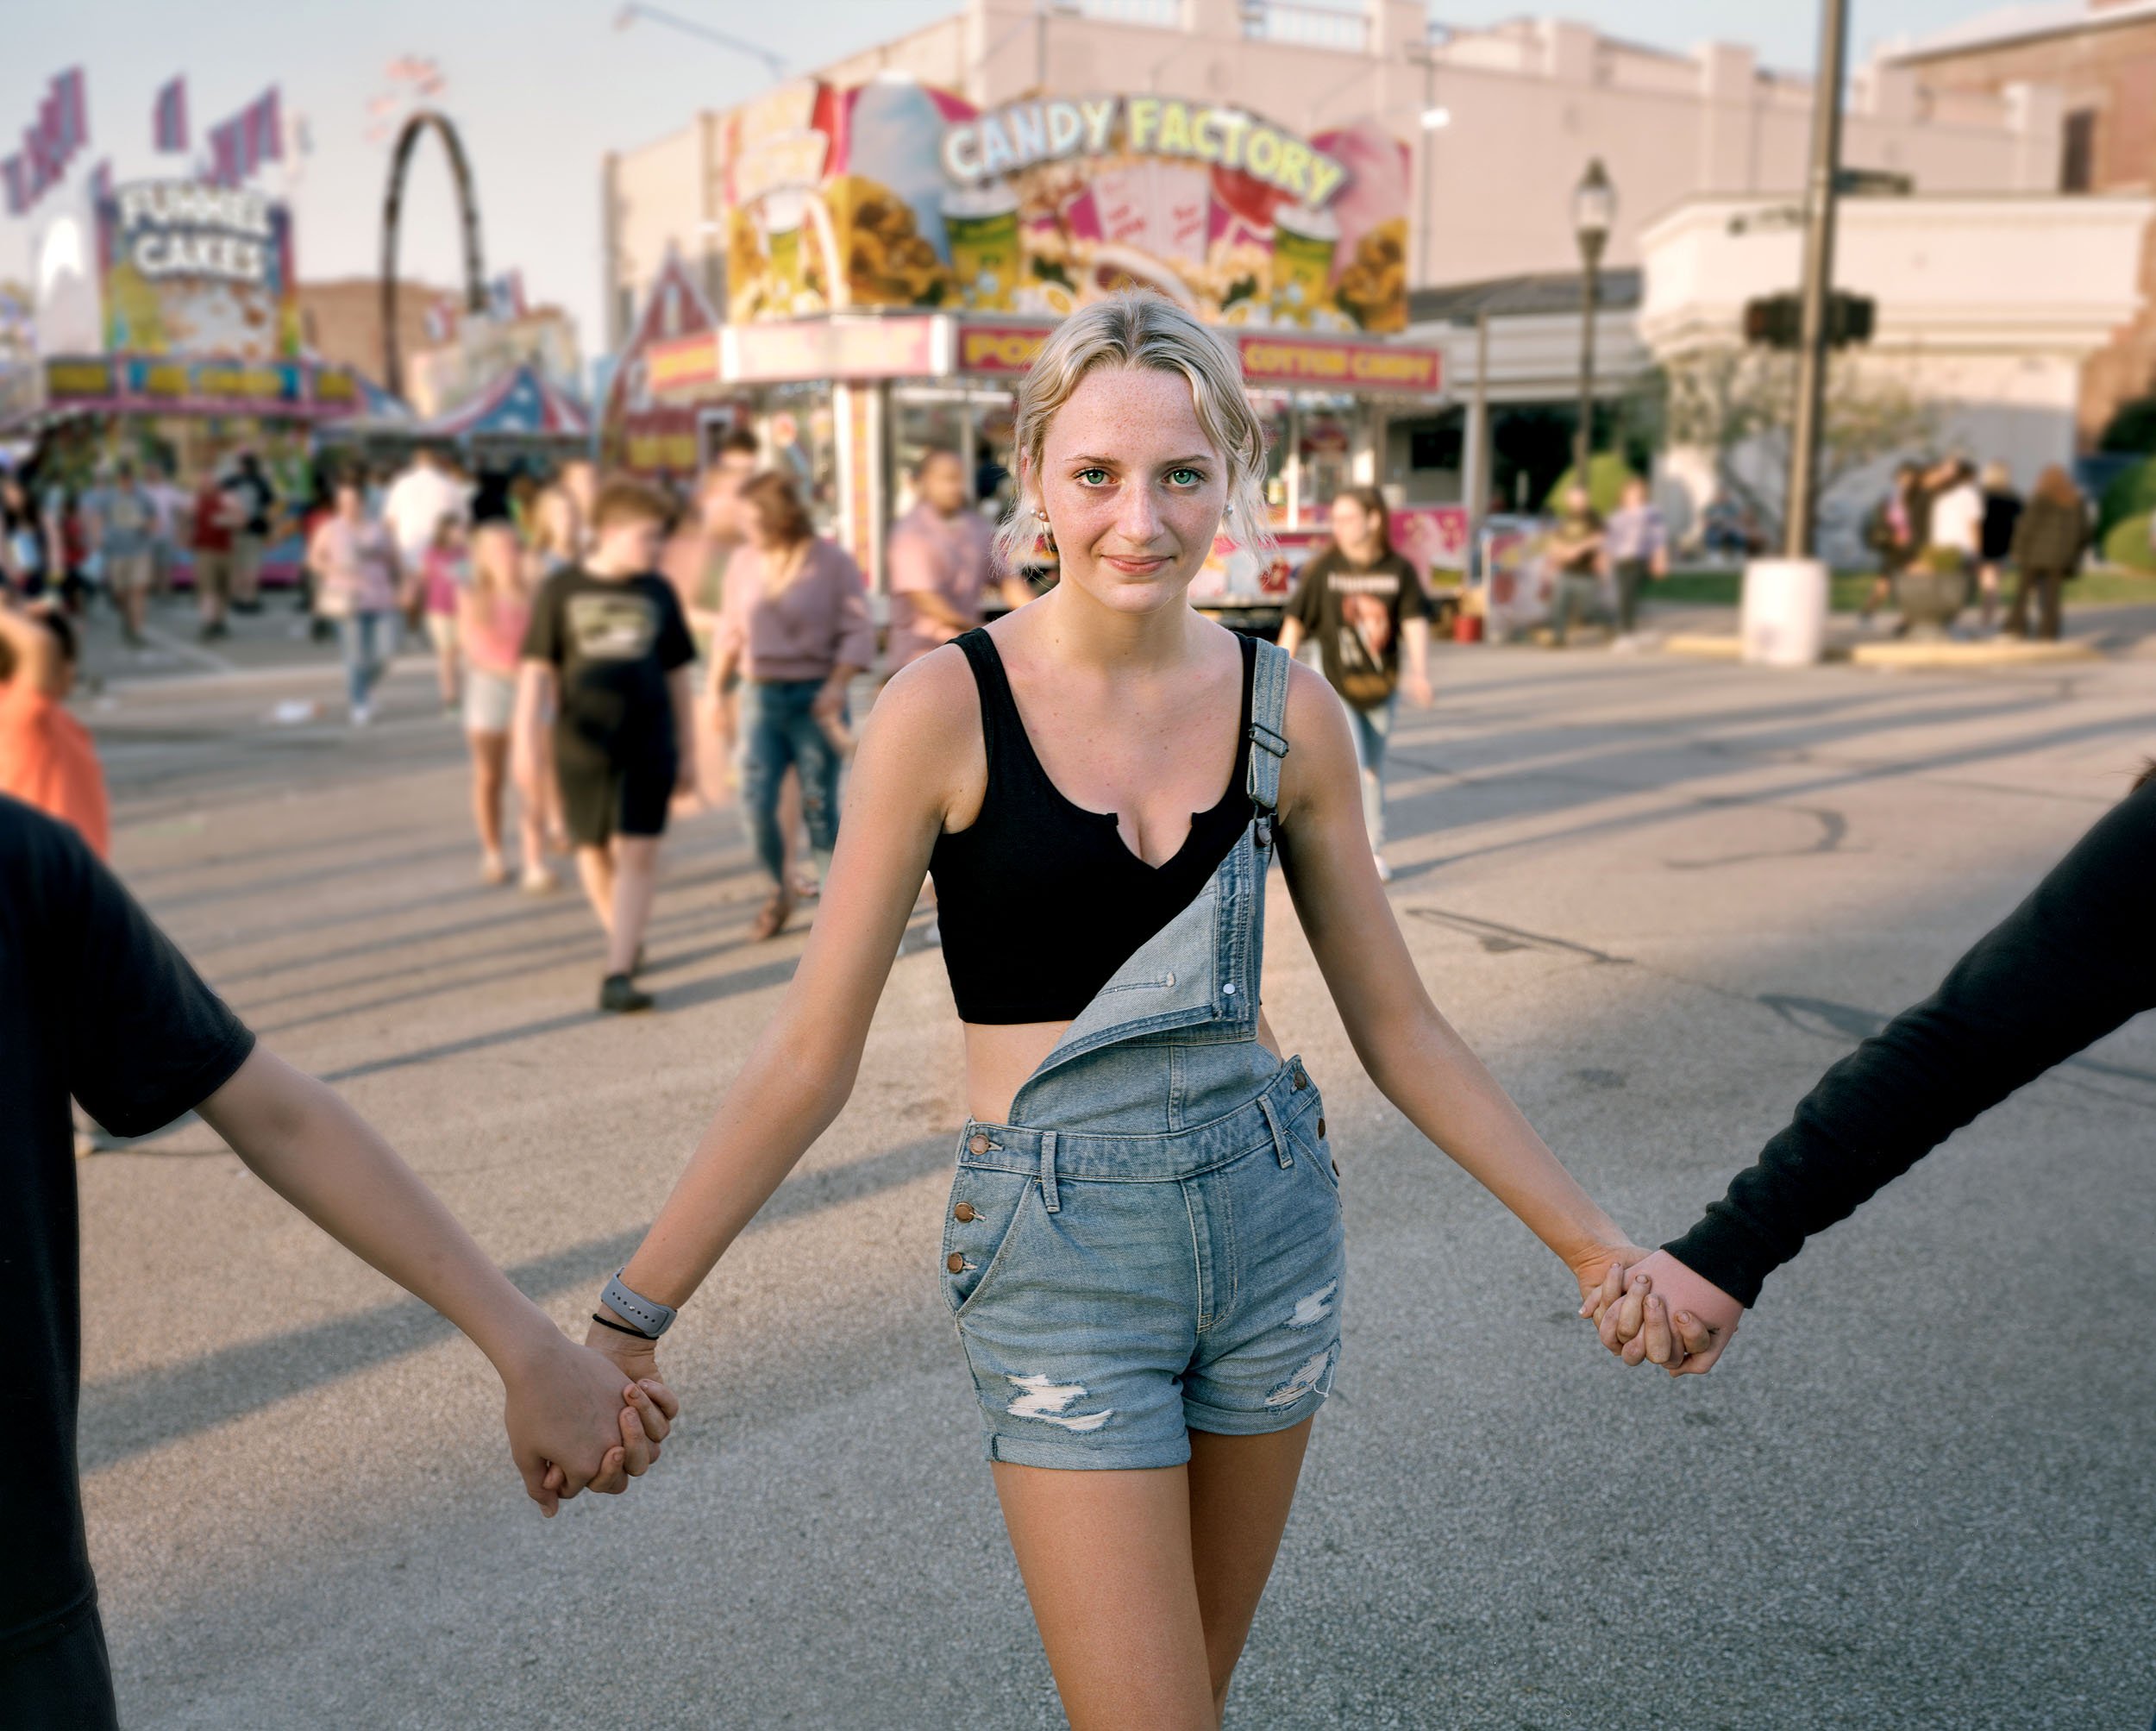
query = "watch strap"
xmin=599 ymin=1269 xmax=676 ymax=1339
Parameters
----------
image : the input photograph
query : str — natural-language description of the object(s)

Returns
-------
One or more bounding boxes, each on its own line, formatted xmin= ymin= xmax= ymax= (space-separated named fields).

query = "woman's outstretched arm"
xmin=1271 ymin=662 xmax=1645 ymax=1301
xmin=583 ymin=652 xmax=974 ymax=1373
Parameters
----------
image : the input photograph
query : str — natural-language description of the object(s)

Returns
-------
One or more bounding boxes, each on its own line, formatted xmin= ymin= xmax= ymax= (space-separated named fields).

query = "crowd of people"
xmin=1860 ymin=454 xmax=2090 ymax=640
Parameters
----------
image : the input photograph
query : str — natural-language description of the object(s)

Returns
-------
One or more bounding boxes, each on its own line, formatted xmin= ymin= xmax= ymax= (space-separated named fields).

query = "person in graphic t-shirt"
xmin=1276 ymin=486 xmax=1432 ymax=881
xmin=517 ymin=478 xmax=697 ymax=1013
xmin=0 ymin=797 xmax=675 ymax=1729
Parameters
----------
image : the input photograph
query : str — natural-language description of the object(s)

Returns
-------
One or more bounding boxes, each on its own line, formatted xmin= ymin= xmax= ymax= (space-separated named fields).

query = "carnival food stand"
xmin=630 ymin=77 xmax=1463 ymax=625
xmin=3 ymin=178 xmax=367 ymax=584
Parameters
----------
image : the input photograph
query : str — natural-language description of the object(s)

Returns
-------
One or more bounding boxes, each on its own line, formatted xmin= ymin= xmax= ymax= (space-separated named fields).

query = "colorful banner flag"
xmin=154 ymin=77 xmax=189 ymax=153
xmin=250 ymin=87 xmax=283 ymax=166
xmin=89 ymin=158 xmax=111 ymax=203
xmin=53 ymin=69 xmax=86 ymax=160
xmin=208 ymin=117 xmax=241 ymax=187
xmin=487 ymin=270 xmax=528 ymax=322
xmin=2 ymin=156 xmax=23 ymax=218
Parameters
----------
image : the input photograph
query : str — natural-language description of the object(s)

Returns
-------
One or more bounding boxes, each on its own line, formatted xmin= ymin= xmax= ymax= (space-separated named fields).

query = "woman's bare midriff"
xmin=962 ymin=1011 xmax=1283 ymax=1127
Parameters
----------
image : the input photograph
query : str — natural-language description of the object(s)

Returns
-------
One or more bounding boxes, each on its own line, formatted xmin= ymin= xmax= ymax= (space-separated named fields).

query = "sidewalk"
xmin=1640 ymin=596 xmax=2156 ymax=663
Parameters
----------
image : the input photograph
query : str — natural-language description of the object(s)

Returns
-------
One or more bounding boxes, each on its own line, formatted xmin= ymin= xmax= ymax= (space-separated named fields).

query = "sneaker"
xmin=1372 ymin=852 xmax=1394 ymax=883
xmin=350 ymin=701 xmax=373 ymax=727
xmin=598 ymin=973 xmax=654 ymax=1013
xmin=519 ymin=863 xmax=558 ymax=894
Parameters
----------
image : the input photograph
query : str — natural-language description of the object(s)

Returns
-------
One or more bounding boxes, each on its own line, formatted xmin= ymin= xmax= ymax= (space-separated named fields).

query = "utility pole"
xmin=1783 ymin=0 xmax=1850 ymax=557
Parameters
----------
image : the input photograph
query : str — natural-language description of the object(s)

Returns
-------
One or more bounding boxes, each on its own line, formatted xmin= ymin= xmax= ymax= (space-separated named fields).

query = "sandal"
xmin=749 ymin=890 xmax=794 ymax=942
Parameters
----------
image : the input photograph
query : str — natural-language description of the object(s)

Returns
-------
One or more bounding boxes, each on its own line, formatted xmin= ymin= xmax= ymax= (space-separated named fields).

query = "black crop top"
xmin=928 ymin=630 xmax=1257 ymax=1024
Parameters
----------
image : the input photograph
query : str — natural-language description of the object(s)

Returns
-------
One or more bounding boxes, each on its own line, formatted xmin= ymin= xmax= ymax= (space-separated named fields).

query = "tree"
xmin=1651 ymin=346 xmax=1940 ymax=548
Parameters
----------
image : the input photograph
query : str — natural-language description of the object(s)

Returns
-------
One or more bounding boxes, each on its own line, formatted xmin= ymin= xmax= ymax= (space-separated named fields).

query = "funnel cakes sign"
xmin=722 ymin=78 xmax=1407 ymax=334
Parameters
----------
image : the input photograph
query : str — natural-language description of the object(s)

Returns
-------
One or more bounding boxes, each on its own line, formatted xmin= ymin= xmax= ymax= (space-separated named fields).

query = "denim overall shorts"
xmin=939 ymin=640 xmax=1347 ymax=1470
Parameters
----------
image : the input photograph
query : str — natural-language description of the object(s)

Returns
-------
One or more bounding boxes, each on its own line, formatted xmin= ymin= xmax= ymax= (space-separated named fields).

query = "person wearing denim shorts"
xmin=580 ymin=293 xmax=1655 ymax=1728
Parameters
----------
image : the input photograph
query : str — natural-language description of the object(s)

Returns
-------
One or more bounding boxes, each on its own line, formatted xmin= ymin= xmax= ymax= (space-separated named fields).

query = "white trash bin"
xmin=1739 ymin=557 xmax=1829 ymax=667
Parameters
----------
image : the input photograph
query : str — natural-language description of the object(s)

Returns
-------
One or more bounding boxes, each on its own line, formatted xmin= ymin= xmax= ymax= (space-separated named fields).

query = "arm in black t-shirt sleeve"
xmin=652 ymin=581 xmax=696 ymax=674
xmin=1666 ymin=780 xmax=2156 ymax=1307
xmin=60 ymin=827 xmax=256 ymax=1138
xmin=519 ymin=571 xmax=565 ymax=665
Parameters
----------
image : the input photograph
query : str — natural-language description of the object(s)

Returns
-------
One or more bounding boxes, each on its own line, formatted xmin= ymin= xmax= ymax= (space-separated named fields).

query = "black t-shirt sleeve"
xmin=1389 ymin=552 xmax=1431 ymax=621
xmin=652 ymin=581 xmax=696 ymax=674
xmin=1666 ymin=780 xmax=2156 ymax=1306
xmin=63 ymin=834 xmax=256 ymax=1138
xmin=1285 ymin=551 xmax=1332 ymax=630
xmin=521 ymin=571 xmax=565 ymax=665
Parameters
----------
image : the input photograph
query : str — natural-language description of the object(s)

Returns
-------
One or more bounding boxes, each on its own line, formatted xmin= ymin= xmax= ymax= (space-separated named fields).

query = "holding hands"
xmin=1579 ymin=1249 xmax=1745 ymax=1377
xmin=501 ymin=1329 xmax=680 ymax=1517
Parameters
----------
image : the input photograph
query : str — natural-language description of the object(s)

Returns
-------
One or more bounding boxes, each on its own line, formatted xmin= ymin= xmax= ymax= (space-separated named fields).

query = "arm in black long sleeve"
xmin=1666 ymin=777 xmax=2156 ymax=1308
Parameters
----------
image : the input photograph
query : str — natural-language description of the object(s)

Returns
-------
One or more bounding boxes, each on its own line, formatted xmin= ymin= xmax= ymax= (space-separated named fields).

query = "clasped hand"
xmin=501 ymin=1326 xmax=681 ymax=1517
xmin=1577 ymin=1249 xmax=1744 ymax=1377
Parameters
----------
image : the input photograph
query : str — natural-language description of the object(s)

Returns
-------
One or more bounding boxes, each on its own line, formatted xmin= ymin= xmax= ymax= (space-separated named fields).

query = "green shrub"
xmin=2098 ymin=395 xmax=2156 ymax=454
xmin=1540 ymin=452 xmax=1636 ymax=516
xmin=2096 ymin=455 xmax=2156 ymax=539
xmin=2100 ymin=511 xmax=2156 ymax=573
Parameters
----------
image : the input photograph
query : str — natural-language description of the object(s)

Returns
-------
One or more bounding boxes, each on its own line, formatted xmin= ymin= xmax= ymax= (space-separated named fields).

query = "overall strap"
xmin=1244 ymin=638 xmax=1293 ymax=847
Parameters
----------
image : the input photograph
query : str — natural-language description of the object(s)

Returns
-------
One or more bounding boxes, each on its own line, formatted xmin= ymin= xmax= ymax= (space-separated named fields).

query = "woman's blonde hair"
xmin=995 ymin=290 xmax=1272 ymax=572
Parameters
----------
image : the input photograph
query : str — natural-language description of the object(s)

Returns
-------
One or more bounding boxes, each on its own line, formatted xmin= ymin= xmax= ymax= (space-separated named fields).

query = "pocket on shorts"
xmin=939 ymin=1165 xmax=1035 ymax=1318
xmin=1292 ymin=1094 xmax=1341 ymax=1196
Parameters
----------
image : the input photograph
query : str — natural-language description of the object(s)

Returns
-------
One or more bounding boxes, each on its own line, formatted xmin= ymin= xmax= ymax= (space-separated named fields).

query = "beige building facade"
xmin=1639 ymin=190 xmax=2156 ymax=557
xmin=603 ymin=2 xmax=2070 ymax=351
xmin=1882 ymin=0 xmax=2156 ymax=440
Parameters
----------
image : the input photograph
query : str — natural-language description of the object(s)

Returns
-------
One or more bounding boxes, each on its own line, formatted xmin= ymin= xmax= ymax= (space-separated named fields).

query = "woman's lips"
xmin=1102 ymin=555 xmax=1169 ymax=574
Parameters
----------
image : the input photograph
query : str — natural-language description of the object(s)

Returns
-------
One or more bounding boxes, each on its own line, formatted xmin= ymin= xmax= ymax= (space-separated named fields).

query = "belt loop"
xmin=1257 ymin=1094 xmax=1292 ymax=1168
xmin=1039 ymin=1131 xmax=1061 ymax=1213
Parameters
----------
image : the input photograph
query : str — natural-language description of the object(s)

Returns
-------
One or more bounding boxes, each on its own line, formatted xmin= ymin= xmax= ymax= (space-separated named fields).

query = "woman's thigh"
xmin=992 ymin=1460 xmax=1219 ymax=1731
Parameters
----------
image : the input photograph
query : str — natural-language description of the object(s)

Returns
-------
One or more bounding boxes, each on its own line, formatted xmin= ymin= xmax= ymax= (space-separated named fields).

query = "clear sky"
xmin=3 ymin=0 xmax=2012 ymax=381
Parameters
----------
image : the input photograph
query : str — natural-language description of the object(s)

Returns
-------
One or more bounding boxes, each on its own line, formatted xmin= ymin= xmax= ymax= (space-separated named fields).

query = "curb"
xmin=1850 ymin=638 xmax=2101 ymax=669
xmin=1661 ymin=633 xmax=2103 ymax=668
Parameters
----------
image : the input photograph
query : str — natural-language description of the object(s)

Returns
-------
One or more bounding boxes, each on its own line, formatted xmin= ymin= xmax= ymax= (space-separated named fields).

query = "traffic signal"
xmin=1741 ymin=292 xmax=1876 ymax=349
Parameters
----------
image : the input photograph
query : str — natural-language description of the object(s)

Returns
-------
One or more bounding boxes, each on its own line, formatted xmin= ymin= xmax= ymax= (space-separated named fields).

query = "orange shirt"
xmin=0 ymin=680 xmax=110 ymax=859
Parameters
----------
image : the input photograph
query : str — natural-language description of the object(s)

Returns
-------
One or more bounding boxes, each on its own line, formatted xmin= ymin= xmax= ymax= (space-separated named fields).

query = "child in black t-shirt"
xmin=517 ymin=480 xmax=696 ymax=1013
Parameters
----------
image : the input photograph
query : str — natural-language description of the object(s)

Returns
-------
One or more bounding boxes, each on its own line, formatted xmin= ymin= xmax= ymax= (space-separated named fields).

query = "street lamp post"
xmin=1570 ymin=158 xmax=1614 ymax=487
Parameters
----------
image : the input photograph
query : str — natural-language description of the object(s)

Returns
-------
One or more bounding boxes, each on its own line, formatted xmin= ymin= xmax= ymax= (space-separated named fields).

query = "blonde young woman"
xmin=458 ymin=520 xmax=553 ymax=889
xmin=575 ymin=294 xmax=1648 ymax=1728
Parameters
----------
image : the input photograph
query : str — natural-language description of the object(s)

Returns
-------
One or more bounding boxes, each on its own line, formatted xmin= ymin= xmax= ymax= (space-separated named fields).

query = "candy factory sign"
xmin=723 ymin=78 xmax=1407 ymax=334
xmin=940 ymin=97 xmax=1348 ymax=210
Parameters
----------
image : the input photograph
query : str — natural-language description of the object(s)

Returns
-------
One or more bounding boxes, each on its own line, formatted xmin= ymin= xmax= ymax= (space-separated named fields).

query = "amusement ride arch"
xmin=379 ymin=110 xmax=487 ymax=398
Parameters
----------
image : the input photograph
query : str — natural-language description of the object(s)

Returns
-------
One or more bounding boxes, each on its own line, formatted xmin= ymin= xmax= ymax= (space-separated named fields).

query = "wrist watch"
xmin=599 ymin=1269 xmax=676 ymax=1339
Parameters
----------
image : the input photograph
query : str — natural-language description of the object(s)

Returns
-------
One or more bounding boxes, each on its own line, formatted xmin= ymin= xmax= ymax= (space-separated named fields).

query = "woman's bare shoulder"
xmin=1275 ymin=655 xmax=1358 ymax=815
xmin=856 ymin=644 xmax=987 ymax=831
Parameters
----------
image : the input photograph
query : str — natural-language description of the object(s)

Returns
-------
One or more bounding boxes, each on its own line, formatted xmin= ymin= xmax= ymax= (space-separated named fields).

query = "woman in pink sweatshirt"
xmin=710 ymin=471 xmax=875 ymax=938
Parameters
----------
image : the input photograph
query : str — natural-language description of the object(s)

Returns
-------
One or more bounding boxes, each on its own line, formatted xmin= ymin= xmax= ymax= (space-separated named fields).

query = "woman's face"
xmin=1034 ymin=365 xmax=1228 ymax=618
xmin=1331 ymin=495 xmax=1378 ymax=560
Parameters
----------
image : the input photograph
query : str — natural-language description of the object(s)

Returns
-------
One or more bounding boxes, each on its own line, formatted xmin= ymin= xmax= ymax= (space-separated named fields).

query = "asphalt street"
xmin=66 ymin=598 xmax=2156 ymax=1729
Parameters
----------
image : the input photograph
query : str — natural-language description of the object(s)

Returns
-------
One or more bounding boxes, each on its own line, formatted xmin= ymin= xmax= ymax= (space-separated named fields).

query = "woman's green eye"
xmin=1168 ymin=468 xmax=1205 ymax=488
xmin=1075 ymin=467 xmax=1111 ymax=486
